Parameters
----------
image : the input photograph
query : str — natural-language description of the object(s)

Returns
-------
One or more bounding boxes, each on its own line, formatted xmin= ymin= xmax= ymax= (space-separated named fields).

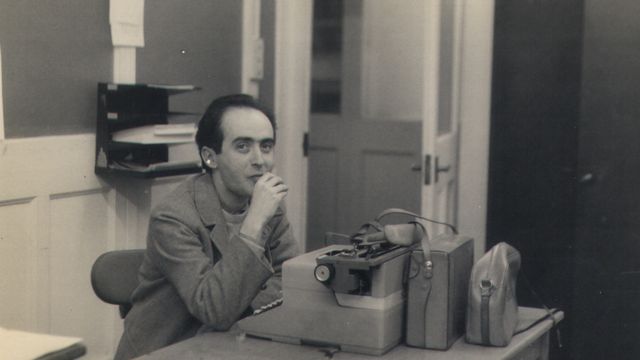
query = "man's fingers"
xmin=262 ymin=173 xmax=275 ymax=181
xmin=260 ymin=173 xmax=285 ymax=187
xmin=273 ymin=184 xmax=288 ymax=194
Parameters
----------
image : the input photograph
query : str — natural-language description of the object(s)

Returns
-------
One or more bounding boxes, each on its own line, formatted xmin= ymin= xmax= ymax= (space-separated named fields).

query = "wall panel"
xmin=0 ymin=134 xmax=152 ymax=359
xmin=50 ymin=190 xmax=116 ymax=358
xmin=0 ymin=198 xmax=37 ymax=330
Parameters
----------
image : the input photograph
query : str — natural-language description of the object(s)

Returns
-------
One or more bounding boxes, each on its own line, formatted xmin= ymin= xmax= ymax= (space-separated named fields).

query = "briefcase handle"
xmin=372 ymin=208 xmax=458 ymax=279
xmin=372 ymin=208 xmax=458 ymax=234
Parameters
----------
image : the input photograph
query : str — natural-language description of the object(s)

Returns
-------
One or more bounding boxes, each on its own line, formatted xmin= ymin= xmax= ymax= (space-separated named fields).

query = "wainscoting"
xmin=0 ymin=134 xmax=184 ymax=359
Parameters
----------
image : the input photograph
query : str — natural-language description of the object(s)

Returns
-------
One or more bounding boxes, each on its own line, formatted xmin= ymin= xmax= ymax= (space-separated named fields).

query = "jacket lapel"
xmin=193 ymin=174 xmax=229 ymax=256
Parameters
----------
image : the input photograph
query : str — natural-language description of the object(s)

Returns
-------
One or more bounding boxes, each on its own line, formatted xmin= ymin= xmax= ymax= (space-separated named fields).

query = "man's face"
xmin=212 ymin=107 xmax=275 ymax=201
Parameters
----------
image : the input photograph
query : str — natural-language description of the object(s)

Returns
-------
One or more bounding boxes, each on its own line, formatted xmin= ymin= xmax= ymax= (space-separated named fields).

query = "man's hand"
xmin=241 ymin=173 xmax=288 ymax=243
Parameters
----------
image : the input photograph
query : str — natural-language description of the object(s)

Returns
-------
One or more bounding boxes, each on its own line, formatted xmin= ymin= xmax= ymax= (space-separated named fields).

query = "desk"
xmin=137 ymin=307 xmax=562 ymax=360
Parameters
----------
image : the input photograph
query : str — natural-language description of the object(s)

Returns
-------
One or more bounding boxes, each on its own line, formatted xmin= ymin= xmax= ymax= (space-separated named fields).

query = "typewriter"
xmin=238 ymin=225 xmax=420 ymax=355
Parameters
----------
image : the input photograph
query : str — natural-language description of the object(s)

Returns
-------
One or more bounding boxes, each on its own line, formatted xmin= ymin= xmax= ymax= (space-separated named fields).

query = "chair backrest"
xmin=90 ymin=249 xmax=145 ymax=318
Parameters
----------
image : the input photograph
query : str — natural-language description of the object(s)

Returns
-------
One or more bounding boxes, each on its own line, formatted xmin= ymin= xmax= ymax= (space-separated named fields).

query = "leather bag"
xmin=465 ymin=242 xmax=521 ymax=347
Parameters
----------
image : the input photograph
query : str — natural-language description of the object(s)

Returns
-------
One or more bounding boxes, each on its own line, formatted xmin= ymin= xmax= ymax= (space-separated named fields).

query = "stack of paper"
xmin=0 ymin=327 xmax=84 ymax=360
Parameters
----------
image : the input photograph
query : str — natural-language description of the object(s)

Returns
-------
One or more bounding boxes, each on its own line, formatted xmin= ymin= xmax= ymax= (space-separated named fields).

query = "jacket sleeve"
xmin=250 ymin=213 xmax=300 ymax=310
xmin=147 ymin=211 xmax=274 ymax=330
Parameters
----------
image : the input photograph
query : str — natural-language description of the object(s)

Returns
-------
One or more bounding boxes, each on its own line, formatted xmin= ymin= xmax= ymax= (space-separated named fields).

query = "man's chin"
xmin=244 ymin=184 xmax=256 ymax=198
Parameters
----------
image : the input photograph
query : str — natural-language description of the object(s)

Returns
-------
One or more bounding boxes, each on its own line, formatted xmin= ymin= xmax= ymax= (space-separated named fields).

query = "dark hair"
xmin=195 ymin=94 xmax=276 ymax=171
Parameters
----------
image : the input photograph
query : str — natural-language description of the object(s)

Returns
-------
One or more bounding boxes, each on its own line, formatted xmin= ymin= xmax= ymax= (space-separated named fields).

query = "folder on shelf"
xmin=110 ymin=160 xmax=201 ymax=173
xmin=112 ymin=124 xmax=196 ymax=144
xmin=147 ymin=84 xmax=199 ymax=92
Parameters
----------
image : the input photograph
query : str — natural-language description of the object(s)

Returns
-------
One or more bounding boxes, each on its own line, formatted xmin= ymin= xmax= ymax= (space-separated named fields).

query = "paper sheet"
xmin=110 ymin=0 xmax=144 ymax=25
xmin=0 ymin=327 xmax=83 ymax=360
xmin=110 ymin=0 xmax=145 ymax=47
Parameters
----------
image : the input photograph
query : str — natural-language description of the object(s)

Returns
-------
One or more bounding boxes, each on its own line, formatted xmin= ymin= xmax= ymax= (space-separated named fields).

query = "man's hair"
xmin=195 ymin=94 xmax=276 ymax=171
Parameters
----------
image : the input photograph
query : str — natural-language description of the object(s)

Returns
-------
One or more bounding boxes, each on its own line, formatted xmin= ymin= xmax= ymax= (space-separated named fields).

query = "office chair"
xmin=90 ymin=249 xmax=145 ymax=318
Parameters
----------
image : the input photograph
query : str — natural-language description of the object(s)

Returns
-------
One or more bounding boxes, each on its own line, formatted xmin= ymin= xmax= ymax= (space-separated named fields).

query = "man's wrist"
xmin=240 ymin=214 xmax=266 ymax=245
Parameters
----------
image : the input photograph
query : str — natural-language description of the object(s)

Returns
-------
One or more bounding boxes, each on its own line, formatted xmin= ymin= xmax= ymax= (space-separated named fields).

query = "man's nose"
xmin=250 ymin=146 xmax=265 ymax=167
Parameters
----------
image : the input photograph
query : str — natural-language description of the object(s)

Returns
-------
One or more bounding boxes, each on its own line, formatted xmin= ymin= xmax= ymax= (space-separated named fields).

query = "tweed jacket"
xmin=114 ymin=173 xmax=299 ymax=360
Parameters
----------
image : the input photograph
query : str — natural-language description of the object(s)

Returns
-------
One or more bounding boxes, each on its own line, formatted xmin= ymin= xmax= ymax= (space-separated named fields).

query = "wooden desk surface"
xmin=137 ymin=307 xmax=563 ymax=360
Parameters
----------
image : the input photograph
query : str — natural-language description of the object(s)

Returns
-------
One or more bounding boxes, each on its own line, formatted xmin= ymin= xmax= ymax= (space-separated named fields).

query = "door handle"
xmin=435 ymin=157 xmax=451 ymax=183
xmin=578 ymin=172 xmax=596 ymax=185
xmin=422 ymin=155 xmax=451 ymax=184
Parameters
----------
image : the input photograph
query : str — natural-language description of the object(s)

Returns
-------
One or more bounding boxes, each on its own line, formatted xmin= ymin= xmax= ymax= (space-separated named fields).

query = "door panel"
xmin=306 ymin=116 xmax=344 ymax=249
xmin=307 ymin=117 xmax=421 ymax=250
xmin=488 ymin=1 xmax=640 ymax=359
xmin=360 ymin=152 xmax=419 ymax=217
xmin=572 ymin=1 xmax=640 ymax=359
xmin=350 ymin=120 xmax=422 ymax=229
xmin=487 ymin=2 xmax=583 ymax=359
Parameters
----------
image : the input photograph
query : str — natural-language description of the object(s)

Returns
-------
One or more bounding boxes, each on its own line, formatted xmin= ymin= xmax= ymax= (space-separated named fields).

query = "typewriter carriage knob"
xmin=314 ymin=264 xmax=334 ymax=283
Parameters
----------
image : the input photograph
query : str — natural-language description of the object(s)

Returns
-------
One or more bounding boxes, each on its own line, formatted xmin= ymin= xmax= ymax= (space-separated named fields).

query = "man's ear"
xmin=200 ymin=146 xmax=217 ymax=170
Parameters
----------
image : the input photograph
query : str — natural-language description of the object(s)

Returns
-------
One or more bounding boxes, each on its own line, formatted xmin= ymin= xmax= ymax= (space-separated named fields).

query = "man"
xmin=115 ymin=94 xmax=299 ymax=360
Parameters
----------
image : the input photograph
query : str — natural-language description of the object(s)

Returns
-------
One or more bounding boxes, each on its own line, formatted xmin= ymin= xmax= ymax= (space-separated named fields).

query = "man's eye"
xmin=235 ymin=142 xmax=250 ymax=152
xmin=261 ymin=143 xmax=274 ymax=152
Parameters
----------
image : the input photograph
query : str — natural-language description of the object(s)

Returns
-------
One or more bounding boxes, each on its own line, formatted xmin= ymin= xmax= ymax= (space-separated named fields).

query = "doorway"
xmin=305 ymin=0 xmax=467 ymax=251
xmin=305 ymin=0 xmax=424 ymax=250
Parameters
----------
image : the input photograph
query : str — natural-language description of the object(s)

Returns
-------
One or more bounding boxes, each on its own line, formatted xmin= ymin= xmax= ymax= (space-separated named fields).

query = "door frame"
xmin=269 ymin=0 xmax=494 ymax=256
xmin=455 ymin=0 xmax=494 ymax=260
xmin=421 ymin=0 xmax=495 ymax=259
xmin=269 ymin=0 xmax=313 ymax=250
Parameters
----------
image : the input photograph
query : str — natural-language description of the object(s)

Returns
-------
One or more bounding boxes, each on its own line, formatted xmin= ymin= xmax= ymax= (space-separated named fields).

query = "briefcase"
xmin=405 ymin=232 xmax=474 ymax=350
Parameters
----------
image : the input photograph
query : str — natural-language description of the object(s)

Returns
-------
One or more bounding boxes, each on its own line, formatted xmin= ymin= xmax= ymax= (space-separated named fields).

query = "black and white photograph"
xmin=0 ymin=1 xmax=638 ymax=359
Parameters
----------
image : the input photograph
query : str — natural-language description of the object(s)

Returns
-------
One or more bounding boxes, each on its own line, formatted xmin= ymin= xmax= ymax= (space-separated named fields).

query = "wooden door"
xmin=486 ymin=2 xmax=583 ymax=358
xmin=487 ymin=1 xmax=640 ymax=359
xmin=571 ymin=1 xmax=640 ymax=359
xmin=306 ymin=0 xmax=462 ymax=250
xmin=307 ymin=115 xmax=422 ymax=250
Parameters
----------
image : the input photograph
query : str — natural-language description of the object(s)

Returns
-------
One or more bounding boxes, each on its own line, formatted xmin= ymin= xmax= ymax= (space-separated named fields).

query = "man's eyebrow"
xmin=232 ymin=136 xmax=274 ymax=143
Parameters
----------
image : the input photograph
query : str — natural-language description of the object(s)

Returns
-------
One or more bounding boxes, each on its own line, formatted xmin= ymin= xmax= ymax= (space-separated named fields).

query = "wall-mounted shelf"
xmin=95 ymin=83 xmax=203 ymax=178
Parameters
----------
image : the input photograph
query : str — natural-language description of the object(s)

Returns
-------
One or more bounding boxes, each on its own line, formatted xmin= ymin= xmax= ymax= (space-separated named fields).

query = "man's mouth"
xmin=249 ymin=174 xmax=263 ymax=183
